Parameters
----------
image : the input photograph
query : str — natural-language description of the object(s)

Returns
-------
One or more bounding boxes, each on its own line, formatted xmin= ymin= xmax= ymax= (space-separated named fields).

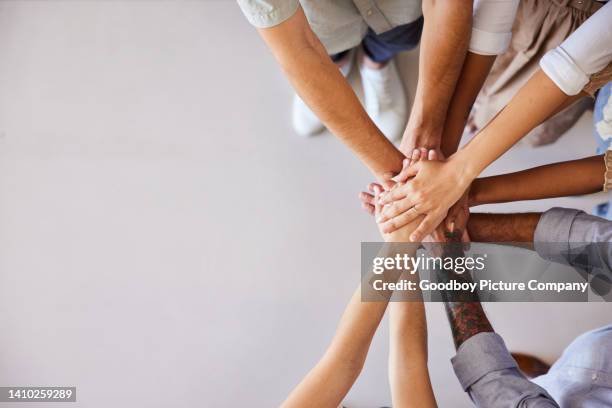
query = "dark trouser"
xmin=330 ymin=16 xmax=423 ymax=64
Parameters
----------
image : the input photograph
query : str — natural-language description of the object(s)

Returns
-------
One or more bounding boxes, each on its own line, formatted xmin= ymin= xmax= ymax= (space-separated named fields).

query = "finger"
xmin=462 ymin=229 xmax=471 ymax=251
xmin=411 ymin=149 xmax=420 ymax=165
xmin=361 ymin=202 xmax=375 ymax=215
xmin=379 ymin=172 xmax=395 ymax=191
xmin=379 ymin=196 xmax=420 ymax=223
xmin=428 ymin=149 xmax=438 ymax=161
xmin=380 ymin=184 xmax=409 ymax=204
xmin=410 ymin=213 xmax=442 ymax=242
xmin=380 ymin=207 xmax=422 ymax=234
xmin=373 ymin=185 xmax=382 ymax=216
xmin=429 ymin=225 xmax=447 ymax=243
xmin=445 ymin=207 xmax=460 ymax=232
xmin=359 ymin=191 xmax=375 ymax=206
xmin=419 ymin=148 xmax=428 ymax=161
xmin=368 ymin=182 xmax=383 ymax=193
xmin=390 ymin=159 xmax=409 ymax=185
xmin=393 ymin=157 xmax=422 ymax=183
xmin=381 ymin=179 xmax=395 ymax=191
xmin=395 ymin=156 xmax=415 ymax=183
xmin=385 ymin=180 xmax=419 ymax=205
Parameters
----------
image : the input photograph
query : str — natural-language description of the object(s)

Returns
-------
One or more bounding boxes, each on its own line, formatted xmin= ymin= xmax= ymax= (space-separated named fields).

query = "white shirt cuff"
xmin=540 ymin=47 xmax=589 ymax=96
xmin=469 ymin=27 xmax=512 ymax=56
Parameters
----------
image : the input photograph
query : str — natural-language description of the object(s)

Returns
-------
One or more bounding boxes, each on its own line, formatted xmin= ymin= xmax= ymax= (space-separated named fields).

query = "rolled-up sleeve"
xmin=540 ymin=1 xmax=612 ymax=95
xmin=534 ymin=207 xmax=612 ymax=270
xmin=237 ymin=0 xmax=300 ymax=28
xmin=469 ymin=0 xmax=519 ymax=55
xmin=452 ymin=332 xmax=559 ymax=407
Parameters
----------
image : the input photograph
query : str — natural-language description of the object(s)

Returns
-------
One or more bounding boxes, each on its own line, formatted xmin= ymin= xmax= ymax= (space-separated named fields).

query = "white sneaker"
xmin=359 ymin=58 xmax=407 ymax=142
xmin=292 ymin=51 xmax=355 ymax=136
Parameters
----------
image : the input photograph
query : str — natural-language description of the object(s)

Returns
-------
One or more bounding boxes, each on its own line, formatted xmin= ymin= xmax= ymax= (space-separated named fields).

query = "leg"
xmin=361 ymin=18 xmax=423 ymax=66
xmin=358 ymin=19 xmax=424 ymax=141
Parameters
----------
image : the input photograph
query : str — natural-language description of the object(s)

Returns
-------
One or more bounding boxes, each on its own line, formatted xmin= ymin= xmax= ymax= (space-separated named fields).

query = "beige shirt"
xmin=237 ymin=0 xmax=519 ymax=56
xmin=237 ymin=0 xmax=423 ymax=55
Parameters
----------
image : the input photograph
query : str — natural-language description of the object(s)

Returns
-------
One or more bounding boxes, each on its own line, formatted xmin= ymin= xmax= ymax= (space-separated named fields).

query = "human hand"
xmin=373 ymin=185 xmax=416 ymax=243
xmin=444 ymin=191 xmax=471 ymax=243
xmin=399 ymin=124 xmax=443 ymax=166
xmin=358 ymin=150 xmax=429 ymax=216
xmin=377 ymin=155 xmax=474 ymax=242
xmin=401 ymin=150 xmax=447 ymax=244
xmin=358 ymin=170 xmax=398 ymax=215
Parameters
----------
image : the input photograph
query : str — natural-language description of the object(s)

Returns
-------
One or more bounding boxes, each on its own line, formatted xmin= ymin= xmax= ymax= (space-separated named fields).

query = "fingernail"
xmin=410 ymin=234 xmax=418 ymax=242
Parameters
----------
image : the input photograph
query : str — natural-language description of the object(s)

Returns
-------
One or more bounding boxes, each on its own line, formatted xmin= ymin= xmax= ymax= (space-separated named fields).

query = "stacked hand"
xmin=360 ymin=149 xmax=471 ymax=243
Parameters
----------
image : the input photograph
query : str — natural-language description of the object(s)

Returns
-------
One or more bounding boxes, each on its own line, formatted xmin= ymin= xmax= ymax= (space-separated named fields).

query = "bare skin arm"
xmin=280 ymin=285 xmax=392 ymax=408
xmin=469 ymin=155 xmax=605 ymax=207
xmin=459 ymin=71 xmax=586 ymax=179
xmin=257 ymin=7 xmax=404 ymax=179
xmin=378 ymin=70 xmax=586 ymax=241
xmin=282 ymin=191 xmax=435 ymax=407
xmin=439 ymin=54 xmax=496 ymax=158
xmin=401 ymin=0 xmax=472 ymax=157
xmin=388 ymin=301 xmax=437 ymax=408
xmin=467 ymin=213 xmax=541 ymax=248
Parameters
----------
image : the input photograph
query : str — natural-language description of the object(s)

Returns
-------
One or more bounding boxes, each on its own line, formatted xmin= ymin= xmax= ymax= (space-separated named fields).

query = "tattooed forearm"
xmin=443 ymin=301 xmax=494 ymax=349
xmin=432 ymin=238 xmax=494 ymax=349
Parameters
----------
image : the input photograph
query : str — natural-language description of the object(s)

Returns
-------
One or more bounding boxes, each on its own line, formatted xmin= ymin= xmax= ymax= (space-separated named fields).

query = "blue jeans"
xmin=330 ymin=17 xmax=424 ymax=63
xmin=593 ymin=82 xmax=612 ymax=219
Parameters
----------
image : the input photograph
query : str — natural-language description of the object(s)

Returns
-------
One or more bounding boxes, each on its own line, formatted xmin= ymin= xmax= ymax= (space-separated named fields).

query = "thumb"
xmin=392 ymin=160 xmax=421 ymax=183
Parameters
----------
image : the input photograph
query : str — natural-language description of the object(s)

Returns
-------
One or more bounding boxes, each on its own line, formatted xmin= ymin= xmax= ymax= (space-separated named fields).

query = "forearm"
xmin=456 ymin=69 xmax=581 ymax=180
xmin=440 ymin=53 xmax=496 ymax=157
xmin=467 ymin=213 xmax=540 ymax=244
xmin=259 ymin=8 xmax=404 ymax=179
xmin=403 ymin=0 xmax=472 ymax=149
xmin=281 ymin=287 xmax=389 ymax=408
xmin=433 ymin=239 xmax=494 ymax=349
xmin=389 ymin=301 xmax=436 ymax=408
xmin=283 ymin=242 xmax=420 ymax=408
xmin=470 ymin=156 xmax=605 ymax=206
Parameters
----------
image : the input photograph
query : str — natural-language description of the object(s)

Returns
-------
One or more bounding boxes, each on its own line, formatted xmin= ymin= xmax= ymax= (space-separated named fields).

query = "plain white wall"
xmin=0 ymin=1 xmax=611 ymax=407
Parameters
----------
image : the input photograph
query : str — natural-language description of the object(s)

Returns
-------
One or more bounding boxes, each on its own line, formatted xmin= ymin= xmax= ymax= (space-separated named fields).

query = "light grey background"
xmin=0 ymin=1 xmax=610 ymax=407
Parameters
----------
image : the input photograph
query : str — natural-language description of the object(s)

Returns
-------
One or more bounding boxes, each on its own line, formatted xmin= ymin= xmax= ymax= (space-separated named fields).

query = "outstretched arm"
xmin=435 ymin=237 xmax=559 ymax=407
xmin=469 ymin=155 xmax=606 ymax=207
xmin=388 ymin=301 xmax=437 ymax=408
xmin=378 ymin=70 xmax=586 ymax=241
xmin=400 ymin=0 xmax=472 ymax=156
xmin=282 ymin=189 xmax=431 ymax=407
xmin=257 ymin=6 xmax=404 ymax=179
xmin=281 ymin=284 xmax=391 ymax=408
xmin=402 ymin=0 xmax=519 ymax=159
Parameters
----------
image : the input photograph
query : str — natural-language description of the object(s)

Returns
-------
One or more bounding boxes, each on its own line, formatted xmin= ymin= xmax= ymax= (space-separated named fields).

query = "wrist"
xmin=449 ymin=152 xmax=479 ymax=190
xmin=405 ymin=106 xmax=444 ymax=148
xmin=467 ymin=179 xmax=482 ymax=207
